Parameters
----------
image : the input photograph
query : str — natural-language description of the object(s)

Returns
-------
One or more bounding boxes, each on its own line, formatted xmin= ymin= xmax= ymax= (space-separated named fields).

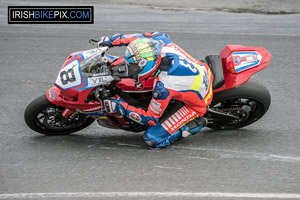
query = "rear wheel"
xmin=205 ymin=80 xmax=271 ymax=130
xmin=24 ymin=95 xmax=95 ymax=135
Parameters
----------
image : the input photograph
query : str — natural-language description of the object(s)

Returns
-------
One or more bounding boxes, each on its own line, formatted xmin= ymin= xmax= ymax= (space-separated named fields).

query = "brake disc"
xmin=43 ymin=112 xmax=64 ymax=130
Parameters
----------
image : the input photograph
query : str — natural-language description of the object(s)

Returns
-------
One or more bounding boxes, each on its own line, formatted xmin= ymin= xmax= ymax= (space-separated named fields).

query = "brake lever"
xmin=89 ymin=38 xmax=99 ymax=45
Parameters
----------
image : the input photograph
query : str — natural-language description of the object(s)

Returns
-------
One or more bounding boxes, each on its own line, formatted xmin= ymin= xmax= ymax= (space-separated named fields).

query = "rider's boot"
xmin=181 ymin=117 xmax=208 ymax=138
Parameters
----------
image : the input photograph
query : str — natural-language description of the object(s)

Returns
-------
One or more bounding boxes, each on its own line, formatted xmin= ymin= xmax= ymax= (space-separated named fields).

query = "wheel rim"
xmin=36 ymin=105 xmax=90 ymax=132
xmin=208 ymin=97 xmax=265 ymax=129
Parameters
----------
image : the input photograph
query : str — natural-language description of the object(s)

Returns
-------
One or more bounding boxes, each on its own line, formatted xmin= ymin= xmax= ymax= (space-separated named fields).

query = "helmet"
xmin=124 ymin=38 xmax=162 ymax=80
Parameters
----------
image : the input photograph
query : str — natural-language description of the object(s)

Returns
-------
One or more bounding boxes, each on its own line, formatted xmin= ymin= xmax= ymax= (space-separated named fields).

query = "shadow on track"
xmin=28 ymin=128 xmax=260 ymax=151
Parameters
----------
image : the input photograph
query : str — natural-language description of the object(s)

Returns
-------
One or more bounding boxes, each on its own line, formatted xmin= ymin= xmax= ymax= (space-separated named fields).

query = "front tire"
xmin=206 ymin=80 xmax=271 ymax=130
xmin=24 ymin=95 xmax=95 ymax=135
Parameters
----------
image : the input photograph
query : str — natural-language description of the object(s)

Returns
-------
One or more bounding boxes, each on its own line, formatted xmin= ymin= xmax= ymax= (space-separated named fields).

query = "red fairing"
xmin=46 ymin=87 xmax=103 ymax=111
xmin=215 ymin=45 xmax=272 ymax=93
xmin=116 ymin=77 xmax=154 ymax=92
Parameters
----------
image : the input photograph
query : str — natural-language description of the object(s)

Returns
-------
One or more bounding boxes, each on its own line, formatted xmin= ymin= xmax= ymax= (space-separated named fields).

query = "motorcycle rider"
xmin=99 ymin=32 xmax=213 ymax=148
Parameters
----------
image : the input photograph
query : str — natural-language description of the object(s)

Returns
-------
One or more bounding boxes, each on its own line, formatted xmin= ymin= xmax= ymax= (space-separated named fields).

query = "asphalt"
xmin=1 ymin=0 xmax=300 ymax=199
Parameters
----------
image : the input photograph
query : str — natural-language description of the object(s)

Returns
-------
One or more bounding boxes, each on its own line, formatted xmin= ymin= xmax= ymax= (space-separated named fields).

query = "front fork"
xmin=61 ymin=108 xmax=75 ymax=118
xmin=46 ymin=87 xmax=98 ymax=122
xmin=60 ymin=109 xmax=80 ymax=125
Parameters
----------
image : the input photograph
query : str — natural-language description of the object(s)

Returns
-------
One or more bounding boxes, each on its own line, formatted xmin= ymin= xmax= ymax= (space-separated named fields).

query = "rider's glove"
xmin=98 ymin=36 xmax=111 ymax=47
xmin=98 ymin=34 xmax=122 ymax=47
xmin=103 ymin=99 xmax=126 ymax=116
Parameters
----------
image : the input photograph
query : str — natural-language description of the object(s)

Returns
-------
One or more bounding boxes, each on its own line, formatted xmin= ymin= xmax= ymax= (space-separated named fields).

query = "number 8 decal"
xmin=55 ymin=60 xmax=82 ymax=89
xmin=60 ymin=68 xmax=76 ymax=85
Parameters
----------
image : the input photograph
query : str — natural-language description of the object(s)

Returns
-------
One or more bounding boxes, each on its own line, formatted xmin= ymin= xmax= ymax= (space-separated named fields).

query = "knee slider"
xmin=143 ymin=131 xmax=158 ymax=147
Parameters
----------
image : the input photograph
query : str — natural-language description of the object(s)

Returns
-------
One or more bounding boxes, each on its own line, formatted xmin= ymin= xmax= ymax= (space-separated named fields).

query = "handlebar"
xmin=89 ymin=38 xmax=99 ymax=44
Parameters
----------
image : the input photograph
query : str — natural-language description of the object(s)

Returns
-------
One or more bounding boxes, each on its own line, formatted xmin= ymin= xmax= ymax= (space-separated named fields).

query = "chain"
xmin=219 ymin=107 xmax=249 ymax=123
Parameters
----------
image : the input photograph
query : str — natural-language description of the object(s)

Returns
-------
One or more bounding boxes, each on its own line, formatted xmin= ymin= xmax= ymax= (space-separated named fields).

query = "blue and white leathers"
xmin=101 ymin=32 xmax=214 ymax=148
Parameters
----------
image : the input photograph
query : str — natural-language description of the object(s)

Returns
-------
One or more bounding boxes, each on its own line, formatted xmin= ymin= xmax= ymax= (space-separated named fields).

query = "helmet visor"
xmin=125 ymin=60 xmax=144 ymax=76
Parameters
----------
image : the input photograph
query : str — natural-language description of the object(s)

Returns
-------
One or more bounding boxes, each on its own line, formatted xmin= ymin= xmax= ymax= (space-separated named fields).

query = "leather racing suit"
xmin=103 ymin=32 xmax=213 ymax=148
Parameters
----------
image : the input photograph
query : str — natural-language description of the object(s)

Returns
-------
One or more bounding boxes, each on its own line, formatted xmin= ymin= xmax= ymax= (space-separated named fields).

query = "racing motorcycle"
xmin=24 ymin=40 xmax=272 ymax=135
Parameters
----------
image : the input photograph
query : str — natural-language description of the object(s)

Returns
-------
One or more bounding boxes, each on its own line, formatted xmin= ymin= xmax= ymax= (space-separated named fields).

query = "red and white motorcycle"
xmin=24 ymin=42 xmax=272 ymax=135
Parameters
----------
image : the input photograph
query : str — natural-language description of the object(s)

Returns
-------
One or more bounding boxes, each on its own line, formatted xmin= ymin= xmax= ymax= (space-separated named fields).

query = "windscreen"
xmin=80 ymin=52 xmax=109 ymax=78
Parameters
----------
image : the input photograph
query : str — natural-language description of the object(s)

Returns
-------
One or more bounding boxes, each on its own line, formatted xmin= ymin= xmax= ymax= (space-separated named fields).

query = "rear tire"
xmin=206 ymin=80 xmax=271 ymax=130
xmin=24 ymin=95 xmax=95 ymax=135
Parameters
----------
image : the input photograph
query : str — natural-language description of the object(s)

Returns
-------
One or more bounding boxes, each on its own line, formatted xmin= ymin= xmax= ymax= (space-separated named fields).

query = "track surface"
xmin=1 ymin=0 xmax=300 ymax=199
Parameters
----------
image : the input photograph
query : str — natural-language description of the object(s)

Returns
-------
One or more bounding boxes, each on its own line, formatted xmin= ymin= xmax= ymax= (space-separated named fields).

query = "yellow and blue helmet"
xmin=124 ymin=38 xmax=162 ymax=80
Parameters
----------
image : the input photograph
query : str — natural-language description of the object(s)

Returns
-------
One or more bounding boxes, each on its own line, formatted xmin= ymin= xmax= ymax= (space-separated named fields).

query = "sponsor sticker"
xmin=87 ymin=76 xmax=114 ymax=87
xmin=161 ymin=106 xmax=197 ymax=133
xmin=81 ymin=48 xmax=101 ymax=59
xmin=128 ymin=112 xmax=142 ymax=123
xmin=138 ymin=59 xmax=147 ymax=67
xmin=62 ymin=108 xmax=70 ymax=117
xmin=49 ymin=90 xmax=55 ymax=99
xmin=151 ymin=99 xmax=161 ymax=111
xmin=149 ymin=99 xmax=162 ymax=115
xmin=232 ymin=51 xmax=262 ymax=73
xmin=82 ymin=105 xmax=103 ymax=112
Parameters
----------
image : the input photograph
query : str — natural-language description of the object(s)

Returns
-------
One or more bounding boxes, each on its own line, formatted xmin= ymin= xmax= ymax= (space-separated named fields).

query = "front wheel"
xmin=24 ymin=95 xmax=95 ymax=135
xmin=205 ymin=80 xmax=271 ymax=130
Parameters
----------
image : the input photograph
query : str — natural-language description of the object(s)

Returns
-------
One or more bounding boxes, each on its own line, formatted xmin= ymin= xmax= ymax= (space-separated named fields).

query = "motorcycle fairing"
xmin=46 ymin=86 xmax=129 ymax=129
xmin=55 ymin=59 xmax=82 ymax=90
xmin=215 ymin=45 xmax=272 ymax=93
xmin=54 ymin=48 xmax=112 ymax=97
